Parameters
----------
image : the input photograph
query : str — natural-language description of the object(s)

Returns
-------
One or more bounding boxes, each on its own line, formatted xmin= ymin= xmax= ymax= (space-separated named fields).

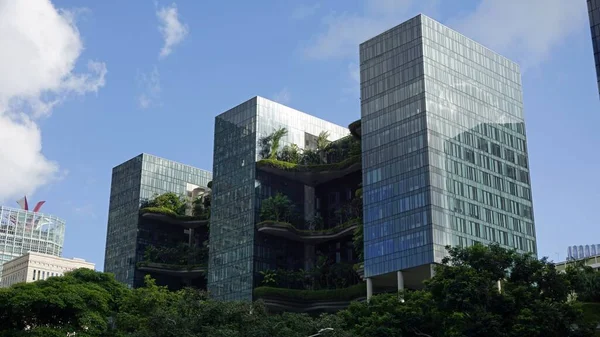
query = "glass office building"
xmin=0 ymin=206 xmax=65 ymax=281
xmin=360 ymin=15 xmax=536 ymax=287
xmin=209 ymin=96 xmax=348 ymax=301
xmin=104 ymin=153 xmax=211 ymax=287
xmin=589 ymin=0 xmax=600 ymax=98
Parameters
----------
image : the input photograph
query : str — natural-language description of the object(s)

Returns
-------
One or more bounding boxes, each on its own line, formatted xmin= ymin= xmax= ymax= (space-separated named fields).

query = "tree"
xmin=260 ymin=193 xmax=294 ymax=222
xmin=565 ymin=260 xmax=600 ymax=302
xmin=0 ymin=268 xmax=127 ymax=336
xmin=316 ymin=131 xmax=330 ymax=152
xmin=144 ymin=192 xmax=187 ymax=215
xmin=338 ymin=244 xmax=598 ymax=337
xmin=269 ymin=127 xmax=288 ymax=160
xmin=278 ymin=143 xmax=302 ymax=163
xmin=316 ymin=131 xmax=330 ymax=164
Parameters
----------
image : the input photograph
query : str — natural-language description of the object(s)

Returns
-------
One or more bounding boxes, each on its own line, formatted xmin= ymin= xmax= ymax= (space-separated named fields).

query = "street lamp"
xmin=307 ymin=327 xmax=334 ymax=337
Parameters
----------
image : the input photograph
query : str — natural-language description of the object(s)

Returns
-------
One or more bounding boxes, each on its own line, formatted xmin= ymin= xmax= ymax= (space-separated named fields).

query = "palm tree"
xmin=316 ymin=131 xmax=330 ymax=164
xmin=269 ymin=127 xmax=288 ymax=159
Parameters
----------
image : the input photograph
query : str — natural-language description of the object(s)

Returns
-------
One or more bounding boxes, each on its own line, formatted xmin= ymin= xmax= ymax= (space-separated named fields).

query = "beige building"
xmin=1 ymin=252 xmax=95 ymax=288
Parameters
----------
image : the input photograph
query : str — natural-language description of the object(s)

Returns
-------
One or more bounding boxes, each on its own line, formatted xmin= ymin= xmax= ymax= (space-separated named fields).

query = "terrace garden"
xmin=255 ymin=127 xmax=362 ymax=186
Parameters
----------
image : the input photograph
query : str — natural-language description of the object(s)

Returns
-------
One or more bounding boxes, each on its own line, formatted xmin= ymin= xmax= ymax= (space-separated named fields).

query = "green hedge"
xmin=137 ymin=261 xmax=207 ymax=272
xmin=256 ymin=219 xmax=360 ymax=236
xmin=581 ymin=302 xmax=600 ymax=324
xmin=254 ymin=283 xmax=366 ymax=302
xmin=140 ymin=207 xmax=208 ymax=221
xmin=256 ymin=155 xmax=360 ymax=173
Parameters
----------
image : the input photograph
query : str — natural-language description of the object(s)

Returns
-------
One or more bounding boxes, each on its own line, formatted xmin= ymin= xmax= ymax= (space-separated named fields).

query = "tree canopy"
xmin=1 ymin=245 xmax=599 ymax=336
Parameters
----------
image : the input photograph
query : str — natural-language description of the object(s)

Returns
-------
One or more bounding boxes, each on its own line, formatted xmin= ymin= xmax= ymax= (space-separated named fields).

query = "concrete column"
xmin=497 ymin=280 xmax=502 ymax=293
xmin=430 ymin=263 xmax=436 ymax=278
xmin=188 ymin=228 xmax=195 ymax=246
xmin=397 ymin=270 xmax=404 ymax=291
xmin=366 ymin=277 xmax=373 ymax=302
xmin=397 ymin=270 xmax=405 ymax=303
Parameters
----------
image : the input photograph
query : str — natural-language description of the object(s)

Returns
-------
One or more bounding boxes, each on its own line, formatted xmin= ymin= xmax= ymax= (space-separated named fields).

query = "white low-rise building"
xmin=1 ymin=252 xmax=95 ymax=287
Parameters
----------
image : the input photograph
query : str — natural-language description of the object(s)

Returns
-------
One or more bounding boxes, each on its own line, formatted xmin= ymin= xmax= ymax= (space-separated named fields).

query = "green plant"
xmin=142 ymin=243 xmax=207 ymax=266
xmin=258 ymin=133 xmax=274 ymax=159
xmin=300 ymin=149 xmax=321 ymax=165
xmin=257 ymin=155 xmax=360 ymax=173
xmin=253 ymin=283 xmax=366 ymax=302
xmin=270 ymin=127 xmax=288 ymax=159
xmin=306 ymin=213 xmax=324 ymax=230
xmin=143 ymin=192 xmax=188 ymax=215
xmin=192 ymin=194 xmax=211 ymax=218
xmin=259 ymin=270 xmax=278 ymax=287
xmin=256 ymin=218 xmax=359 ymax=237
xmin=260 ymin=193 xmax=294 ymax=222
xmin=353 ymin=222 xmax=364 ymax=262
xmin=278 ymin=143 xmax=302 ymax=164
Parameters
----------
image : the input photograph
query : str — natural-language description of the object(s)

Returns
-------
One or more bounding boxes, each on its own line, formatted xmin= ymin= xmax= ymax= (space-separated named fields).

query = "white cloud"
xmin=292 ymin=3 xmax=321 ymax=20
xmin=303 ymin=0 xmax=438 ymax=59
xmin=137 ymin=66 xmax=161 ymax=109
xmin=449 ymin=0 xmax=588 ymax=70
xmin=305 ymin=0 xmax=586 ymax=69
xmin=0 ymin=0 xmax=106 ymax=202
xmin=157 ymin=3 xmax=189 ymax=59
xmin=272 ymin=87 xmax=292 ymax=105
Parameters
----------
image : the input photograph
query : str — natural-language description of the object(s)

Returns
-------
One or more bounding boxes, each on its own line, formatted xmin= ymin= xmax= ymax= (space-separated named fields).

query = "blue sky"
xmin=0 ymin=0 xmax=597 ymax=269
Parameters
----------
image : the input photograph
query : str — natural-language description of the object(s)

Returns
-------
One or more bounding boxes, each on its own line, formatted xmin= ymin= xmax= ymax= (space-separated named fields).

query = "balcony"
xmin=137 ymin=244 xmax=207 ymax=277
xmin=139 ymin=207 xmax=209 ymax=229
xmin=256 ymin=219 xmax=359 ymax=244
xmin=256 ymin=155 xmax=361 ymax=186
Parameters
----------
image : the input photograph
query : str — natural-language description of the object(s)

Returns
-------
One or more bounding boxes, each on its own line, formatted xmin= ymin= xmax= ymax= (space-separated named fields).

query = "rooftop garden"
xmin=140 ymin=192 xmax=211 ymax=221
xmin=256 ymin=127 xmax=361 ymax=173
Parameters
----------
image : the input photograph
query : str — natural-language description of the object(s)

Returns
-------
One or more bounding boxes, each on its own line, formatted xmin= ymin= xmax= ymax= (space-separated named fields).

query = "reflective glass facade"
xmin=589 ymin=0 xmax=600 ymax=97
xmin=360 ymin=15 xmax=536 ymax=279
xmin=209 ymin=96 xmax=348 ymax=301
xmin=0 ymin=206 xmax=65 ymax=281
xmin=104 ymin=153 xmax=211 ymax=287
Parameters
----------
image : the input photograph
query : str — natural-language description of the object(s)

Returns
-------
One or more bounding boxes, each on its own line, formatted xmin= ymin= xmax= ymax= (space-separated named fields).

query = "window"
xmin=33 ymin=269 xmax=36 ymax=280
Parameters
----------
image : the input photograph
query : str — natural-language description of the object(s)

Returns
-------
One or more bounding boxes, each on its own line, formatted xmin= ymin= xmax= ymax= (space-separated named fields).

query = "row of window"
xmin=443 ymin=210 xmax=534 ymax=239
xmin=429 ymin=152 xmax=530 ymax=196
xmin=363 ymin=133 xmax=426 ymax=170
xmin=423 ymin=40 xmax=521 ymax=104
xmin=360 ymin=17 xmax=421 ymax=63
xmin=362 ymin=78 xmax=425 ymax=116
xmin=421 ymin=16 xmax=520 ymax=77
xmin=361 ymin=44 xmax=423 ymax=91
xmin=364 ymin=210 xmax=428 ymax=242
xmin=32 ymin=269 xmax=63 ymax=281
xmin=361 ymin=96 xmax=424 ymax=136
xmin=362 ymin=115 xmax=424 ymax=151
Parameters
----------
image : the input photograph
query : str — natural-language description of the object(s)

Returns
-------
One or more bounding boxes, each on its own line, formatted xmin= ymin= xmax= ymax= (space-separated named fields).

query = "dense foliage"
xmin=142 ymin=192 xmax=188 ymax=215
xmin=142 ymin=243 xmax=207 ymax=267
xmin=1 ymin=245 xmax=599 ymax=337
xmin=259 ymin=193 xmax=295 ymax=223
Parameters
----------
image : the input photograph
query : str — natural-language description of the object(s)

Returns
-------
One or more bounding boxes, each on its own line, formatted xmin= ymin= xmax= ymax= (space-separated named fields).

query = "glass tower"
xmin=0 ymin=206 xmax=65 ymax=281
xmin=360 ymin=15 xmax=536 ymax=283
xmin=104 ymin=153 xmax=211 ymax=287
xmin=209 ymin=96 xmax=348 ymax=301
xmin=589 ymin=0 xmax=600 ymax=97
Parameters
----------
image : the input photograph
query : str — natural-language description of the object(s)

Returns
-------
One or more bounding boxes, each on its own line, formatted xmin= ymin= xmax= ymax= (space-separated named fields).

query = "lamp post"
xmin=307 ymin=327 xmax=334 ymax=337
